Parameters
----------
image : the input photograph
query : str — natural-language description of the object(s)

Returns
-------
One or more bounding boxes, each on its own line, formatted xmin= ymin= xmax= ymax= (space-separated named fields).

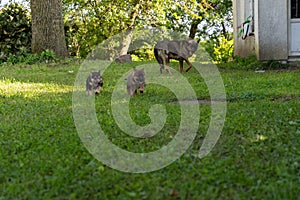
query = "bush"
xmin=201 ymin=35 xmax=234 ymax=63
xmin=219 ymin=55 xmax=292 ymax=70
xmin=129 ymin=48 xmax=155 ymax=61
xmin=3 ymin=49 xmax=58 ymax=65
xmin=0 ymin=3 xmax=32 ymax=63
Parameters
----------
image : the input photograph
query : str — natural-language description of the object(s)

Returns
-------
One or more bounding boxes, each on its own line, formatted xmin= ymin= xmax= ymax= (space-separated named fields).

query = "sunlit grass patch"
xmin=0 ymin=78 xmax=73 ymax=98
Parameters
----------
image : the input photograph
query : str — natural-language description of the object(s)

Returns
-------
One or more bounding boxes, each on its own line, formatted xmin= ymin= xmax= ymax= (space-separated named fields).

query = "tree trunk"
xmin=119 ymin=28 xmax=134 ymax=56
xmin=189 ymin=19 xmax=201 ymax=39
xmin=31 ymin=0 xmax=68 ymax=57
xmin=118 ymin=3 xmax=140 ymax=56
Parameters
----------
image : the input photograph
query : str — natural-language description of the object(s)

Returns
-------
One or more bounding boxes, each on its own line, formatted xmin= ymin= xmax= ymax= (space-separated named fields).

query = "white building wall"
xmin=233 ymin=0 xmax=289 ymax=61
xmin=256 ymin=0 xmax=288 ymax=60
xmin=233 ymin=0 xmax=256 ymax=57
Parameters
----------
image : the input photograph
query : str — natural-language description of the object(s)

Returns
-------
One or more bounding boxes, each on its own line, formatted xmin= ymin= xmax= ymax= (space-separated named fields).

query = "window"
xmin=291 ymin=0 xmax=300 ymax=18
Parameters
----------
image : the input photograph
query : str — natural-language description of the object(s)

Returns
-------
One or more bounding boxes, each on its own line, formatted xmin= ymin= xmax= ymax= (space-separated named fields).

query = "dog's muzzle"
xmin=139 ymin=84 xmax=145 ymax=93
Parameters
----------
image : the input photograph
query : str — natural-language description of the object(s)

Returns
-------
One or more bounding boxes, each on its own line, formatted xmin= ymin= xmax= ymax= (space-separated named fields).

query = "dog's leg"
xmin=159 ymin=64 xmax=164 ymax=74
xmin=179 ymin=59 xmax=184 ymax=73
xmin=131 ymin=89 xmax=137 ymax=97
xmin=159 ymin=55 xmax=166 ymax=74
xmin=185 ymin=59 xmax=193 ymax=72
xmin=166 ymin=59 xmax=171 ymax=75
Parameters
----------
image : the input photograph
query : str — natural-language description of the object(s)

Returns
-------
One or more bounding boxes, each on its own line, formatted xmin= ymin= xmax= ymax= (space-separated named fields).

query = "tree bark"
xmin=119 ymin=28 xmax=134 ymax=56
xmin=31 ymin=0 xmax=68 ymax=57
xmin=119 ymin=3 xmax=140 ymax=56
xmin=189 ymin=19 xmax=201 ymax=39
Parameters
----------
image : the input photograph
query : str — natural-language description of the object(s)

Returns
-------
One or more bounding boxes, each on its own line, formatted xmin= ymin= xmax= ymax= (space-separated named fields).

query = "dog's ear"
xmin=133 ymin=67 xmax=137 ymax=74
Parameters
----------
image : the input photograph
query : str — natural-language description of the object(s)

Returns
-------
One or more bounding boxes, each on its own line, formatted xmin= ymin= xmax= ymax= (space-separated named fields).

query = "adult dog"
xmin=154 ymin=39 xmax=198 ymax=74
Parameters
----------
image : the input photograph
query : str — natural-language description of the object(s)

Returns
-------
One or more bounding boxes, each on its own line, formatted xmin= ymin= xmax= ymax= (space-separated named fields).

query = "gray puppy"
xmin=86 ymin=71 xmax=103 ymax=95
xmin=127 ymin=68 xmax=146 ymax=96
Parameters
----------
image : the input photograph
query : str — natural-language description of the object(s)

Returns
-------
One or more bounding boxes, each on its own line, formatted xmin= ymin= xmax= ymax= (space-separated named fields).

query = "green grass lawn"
xmin=0 ymin=61 xmax=299 ymax=199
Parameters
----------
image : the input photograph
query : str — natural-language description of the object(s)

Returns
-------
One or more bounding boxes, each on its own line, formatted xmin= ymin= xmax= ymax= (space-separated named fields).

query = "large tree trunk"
xmin=119 ymin=28 xmax=134 ymax=56
xmin=31 ymin=0 xmax=68 ymax=57
xmin=118 ymin=3 xmax=140 ymax=56
xmin=189 ymin=19 xmax=201 ymax=39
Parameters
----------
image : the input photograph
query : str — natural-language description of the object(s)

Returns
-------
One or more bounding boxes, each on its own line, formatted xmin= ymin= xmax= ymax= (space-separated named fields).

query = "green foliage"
xmin=0 ymin=3 xmax=31 ymax=62
xmin=63 ymin=0 xmax=170 ymax=58
xmin=130 ymin=48 xmax=155 ymax=61
xmin=0 ymin=61 xmax=299 ymax=199
xmin=165 ymin=0 xmax=232 ymax=39
xmin=201 ymin=35 xmax=234 ymax=63
xmin=261 ymin=60 xmax=291 ymax=70
xmin=2 ymin=49 xmax=58 ymax=65
xmin=163 ymin=0 xmax=234 ymax=63
xmin=38 ymin=49 xmax=58 ymax=63
xmin=220 ymin=55 xmax=292 ymax=70
xmin=1 ymin=1 xmax=233 ymax=62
